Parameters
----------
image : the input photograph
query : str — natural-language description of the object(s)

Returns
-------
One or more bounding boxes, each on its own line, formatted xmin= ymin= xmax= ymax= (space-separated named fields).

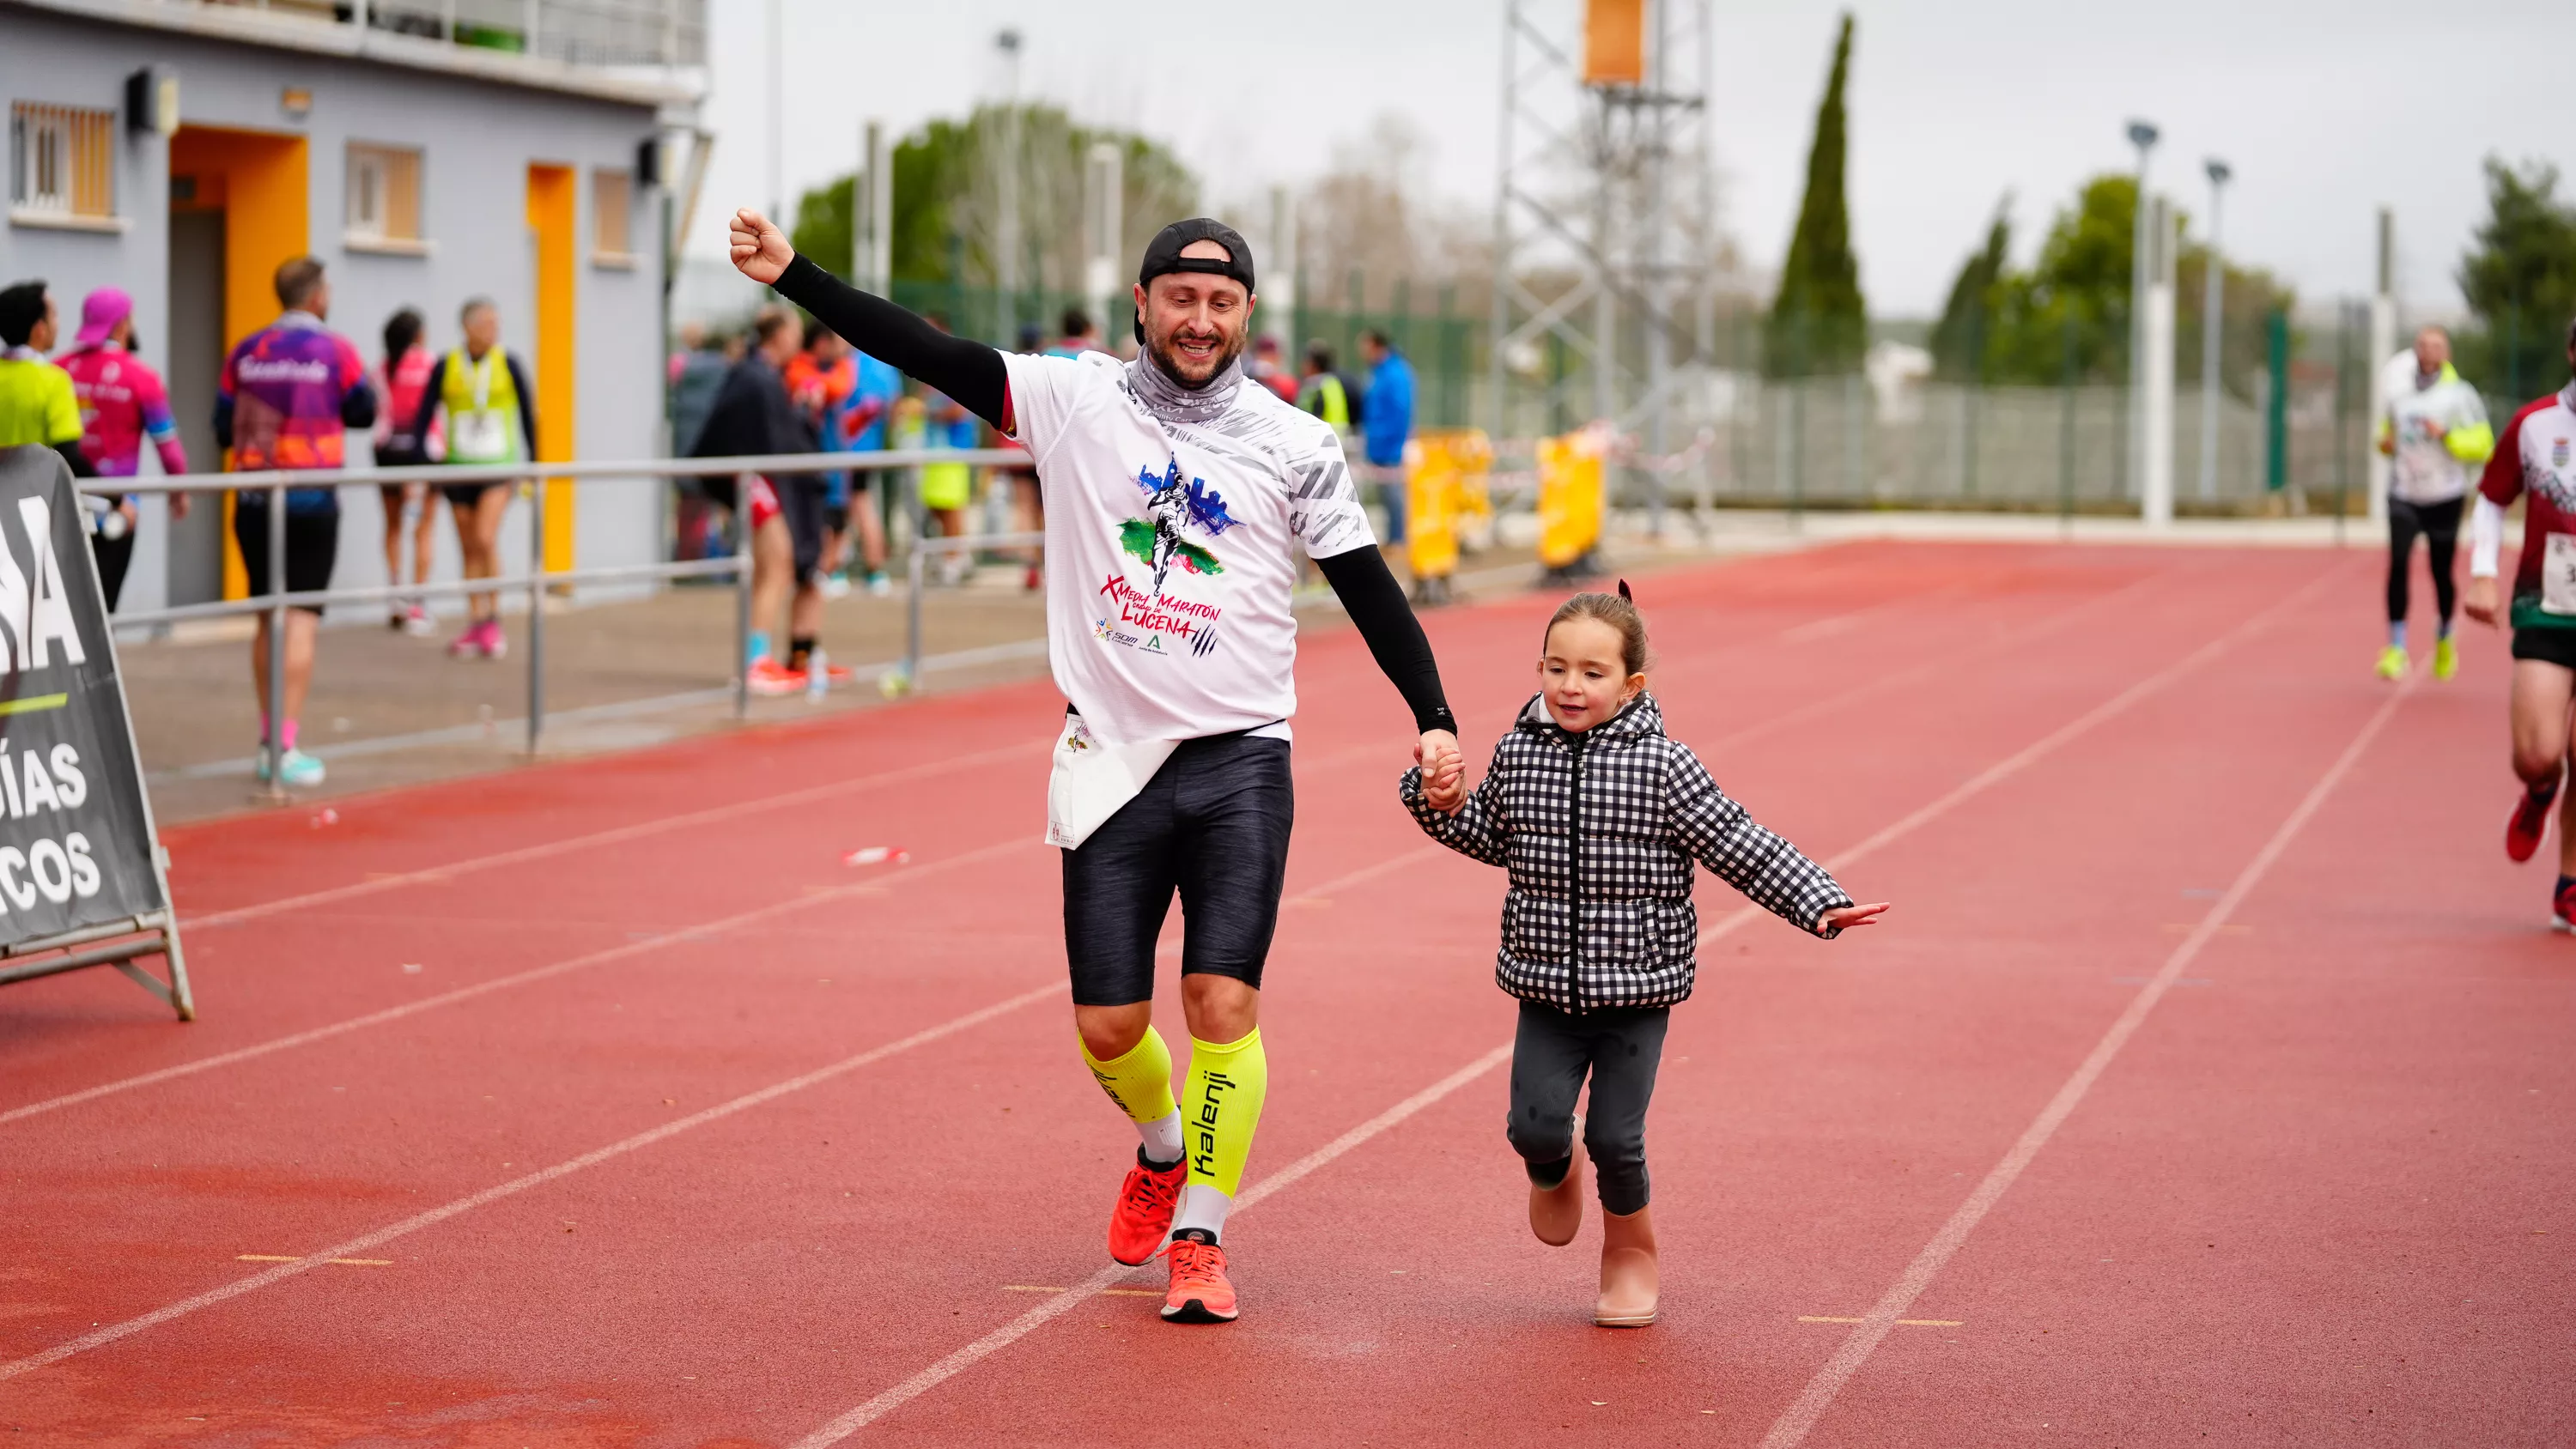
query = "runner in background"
xmin=58 ymin=286 xmax=189 ymax=610
xmin=915 ymin=312 xmax=978 ymax=587
xmin=411 ymin=298 xmax=537 ymax=660
xmin=785 ymin=324 xmax=859 ymax=597
xmin=370 ymin=306 xmax=438 ymax=635
xmin=216 ymin=256 xmax=378 ymax=789
xmin=690 ymin=306 xmax=824 ymax=694
xmin=2376 ymin=324 xmax=2492 ymax=681
xmin=2464 ymin=316 xmax=2576 ymax=927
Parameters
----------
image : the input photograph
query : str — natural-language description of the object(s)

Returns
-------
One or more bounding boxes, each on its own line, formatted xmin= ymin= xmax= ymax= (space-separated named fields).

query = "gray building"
xmin=1 ymin=0 xmax=705 ymax=617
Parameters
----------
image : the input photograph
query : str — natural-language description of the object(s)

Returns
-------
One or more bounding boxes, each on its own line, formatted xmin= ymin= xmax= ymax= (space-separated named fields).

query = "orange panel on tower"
xmin=1583 ymin=0 xmax=1645 ymax=86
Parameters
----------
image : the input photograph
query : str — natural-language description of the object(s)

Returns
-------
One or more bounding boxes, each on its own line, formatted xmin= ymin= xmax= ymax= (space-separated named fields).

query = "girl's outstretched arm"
xmin=1400 ymin=742 xmax=1509 ymax=866
xmin=1665 ymin=746 xmax=1856 ymax=937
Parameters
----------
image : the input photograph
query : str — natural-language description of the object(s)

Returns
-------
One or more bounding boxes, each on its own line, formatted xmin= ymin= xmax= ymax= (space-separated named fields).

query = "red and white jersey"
xmin=2477 ymin=382 xmax=2576 ymax=628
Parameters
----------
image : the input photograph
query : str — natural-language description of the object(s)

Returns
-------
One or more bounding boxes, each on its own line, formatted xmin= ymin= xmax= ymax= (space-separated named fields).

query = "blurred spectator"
xmin=840 ymin=338 xmax=901 ymax=595
xmin=412 ymin=297 xmax=536 ymax=661
xmin=1297 ymin=340 xmax=1352 ymax=433
xmin=669 ymin=321 xmax=730 ymax=458
xmin=1048 ymin=307 xmax=1105 ymax=358
xmin=216 ymin=256 xmax=377 ymax=789
xmin=1249 ymin=334 xmax=1298 ymax=403
xmin=0 ymin=280 xmax=94 ymax=480
xmin=915 ymin=312 xmax=980 ymax=586
xmin=58 ymin=286 xmax=189 ymax=609
xmin=1360 ymin=328 xmax=1414 ymax=544
xmin=787 ymin=323 xmax=863 ymax=597
xmin=370 ymin=306 xmax=438 ymax=635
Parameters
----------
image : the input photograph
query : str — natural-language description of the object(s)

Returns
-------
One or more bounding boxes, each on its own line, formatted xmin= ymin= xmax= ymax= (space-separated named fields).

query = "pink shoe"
xmin=447 ymin=621 xmax=481 ymax=658
xmin=477 ymin=619 xmax=508 ymax=660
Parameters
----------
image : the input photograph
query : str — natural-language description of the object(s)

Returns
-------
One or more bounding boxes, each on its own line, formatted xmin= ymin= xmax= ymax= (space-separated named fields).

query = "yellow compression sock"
xmin=1180 ymin=1028 xmax=1270 ymax=1200
xmin=1081 ymin=1026 xmax=1178 ymax=1126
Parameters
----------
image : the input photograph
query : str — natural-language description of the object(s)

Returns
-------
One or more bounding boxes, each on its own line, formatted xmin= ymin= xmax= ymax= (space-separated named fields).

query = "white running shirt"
xmin=1003 ymin=350 xmax=1375 ymax=747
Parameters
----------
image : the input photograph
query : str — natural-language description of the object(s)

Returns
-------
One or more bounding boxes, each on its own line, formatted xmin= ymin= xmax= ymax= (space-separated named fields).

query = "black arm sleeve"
xmin=410 ymin=355 xmax=447 ymax=452
xmin=508 ymin=354 xmax=539 ymax=457
xmin=340 ymin=377 xmax=378 ymax=431
xmin=212 ymin=391 xmax=234 ymax=451
xmin=53 ymin=440 xmax=95 ymax=480
xmin=771 ymin=253 xmax=1007 ymax=431
xmin=1314 ymin=546 xmax=1455 ymax=736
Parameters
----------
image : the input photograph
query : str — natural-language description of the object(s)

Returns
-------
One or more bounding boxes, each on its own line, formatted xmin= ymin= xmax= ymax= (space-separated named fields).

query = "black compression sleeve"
xmin=772 ymin=253 xmax=1007 ymax=431
xmin=1314 ymin=546 xmax=1455 ymax=736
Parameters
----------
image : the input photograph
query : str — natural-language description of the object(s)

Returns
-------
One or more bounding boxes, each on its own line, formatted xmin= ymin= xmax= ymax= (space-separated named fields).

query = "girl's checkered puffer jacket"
xmin=1400 ymin=692 xmax=1852 ymax=1011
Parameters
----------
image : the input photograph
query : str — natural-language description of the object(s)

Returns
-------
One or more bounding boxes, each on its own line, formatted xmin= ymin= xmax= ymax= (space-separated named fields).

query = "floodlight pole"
xmin=2126 ymin=119 xmax=2159 ymax=502
xmin=2366 ymin=207 xmax=2396 ymax=529
xmin=2199 ymin=157 xmax=2230 ymax=501
xmin=994 ymin=28 xmax=1023 ymax=347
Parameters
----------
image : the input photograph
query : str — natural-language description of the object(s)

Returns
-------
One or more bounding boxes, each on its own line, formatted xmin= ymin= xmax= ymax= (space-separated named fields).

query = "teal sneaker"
xmin=255 ymin=747 xmax=326 ymax=788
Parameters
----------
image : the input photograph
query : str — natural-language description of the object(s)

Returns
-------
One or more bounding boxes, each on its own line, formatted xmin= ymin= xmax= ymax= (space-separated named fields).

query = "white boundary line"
xmin=1753 ymin=675 xmax=2416 ymax=1449
xmin=1698 ymin=561 xmax=2344 ymax=949
xmin=784 ymin=1044 xmax=1517 ymax=1449
xmin=0 ymin=839 xmax=1030 ymax=1126
xmin=0 ymin=980 xmax=1067 ymax=1386
xmin=182 ymin=742 xmax=1041 ymax=931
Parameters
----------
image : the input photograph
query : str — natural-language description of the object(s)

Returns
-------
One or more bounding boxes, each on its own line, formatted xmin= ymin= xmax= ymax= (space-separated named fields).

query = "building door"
xmin=165 ymin=208 xmax=227 ymax=608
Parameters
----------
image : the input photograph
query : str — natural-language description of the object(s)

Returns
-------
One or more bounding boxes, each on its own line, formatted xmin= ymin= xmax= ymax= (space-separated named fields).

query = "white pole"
xmin=2142 ymin=196 xmax=2178 ymax=529
xmin=2198 ymin=159 xmax=2229 ymax=501
xmin=765 ymin=0 xmax=781 ymax=224
xmin=866 ymin=121 xmax=891 ymax=295
xmin=1083 ymin=140 xmax=1122 ymax=340
xmin=1265 ymin=183 xmax=1297 ymax=355
xmin=2126 ymin=120 xmax=2159 ymax=500
xmin=2366 ymin=206 xmax=2396 ymax=529
xmin=993 ymin=28 xmax=1022 ymax=346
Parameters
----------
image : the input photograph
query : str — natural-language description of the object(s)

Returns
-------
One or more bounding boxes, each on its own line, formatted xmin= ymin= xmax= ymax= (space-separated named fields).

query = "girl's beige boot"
xmin=1594 ymin=1204 xmax=1659 ymax=1326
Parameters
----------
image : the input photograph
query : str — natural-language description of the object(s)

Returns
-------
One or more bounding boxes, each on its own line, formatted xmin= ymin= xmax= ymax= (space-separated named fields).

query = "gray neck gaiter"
xmin=1127 ymin=350 xmax=1242 ymax=427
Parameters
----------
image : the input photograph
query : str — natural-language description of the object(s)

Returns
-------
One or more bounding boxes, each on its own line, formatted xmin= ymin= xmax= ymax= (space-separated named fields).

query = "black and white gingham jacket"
xmin=1400 ymin=692 xmax=1853 ymax=1012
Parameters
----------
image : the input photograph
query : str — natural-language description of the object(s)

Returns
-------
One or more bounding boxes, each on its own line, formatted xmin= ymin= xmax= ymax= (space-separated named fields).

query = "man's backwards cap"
xmin=1133 ymin=219 xmax=1254 ymax=343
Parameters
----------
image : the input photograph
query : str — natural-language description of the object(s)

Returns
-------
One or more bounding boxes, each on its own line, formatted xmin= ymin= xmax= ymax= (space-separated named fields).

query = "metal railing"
xmin=88 ymin=448 xmax=1028 ymax=797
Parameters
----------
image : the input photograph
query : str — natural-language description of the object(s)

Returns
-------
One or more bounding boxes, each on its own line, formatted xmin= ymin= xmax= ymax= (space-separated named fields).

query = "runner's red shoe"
xmin=1160 ymin=1230 xmax=1236 ymax=1323
xmin=1108 ymin=1149 xmax=1186 ymax=1266
xmin=745 ymin=657 xmax=806 ymax=697
xmin=2506 ymin=779 xmax=2560 ymax=863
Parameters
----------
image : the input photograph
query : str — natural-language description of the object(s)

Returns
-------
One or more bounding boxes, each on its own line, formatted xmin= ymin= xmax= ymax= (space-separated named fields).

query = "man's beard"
xmin=1145 ymin=322 xmax=1247 ymax=391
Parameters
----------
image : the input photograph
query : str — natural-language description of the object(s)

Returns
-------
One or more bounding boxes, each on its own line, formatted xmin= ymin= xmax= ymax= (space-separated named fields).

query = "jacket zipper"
xmin=1566 ymin=731 xmax=1586 ymax=1013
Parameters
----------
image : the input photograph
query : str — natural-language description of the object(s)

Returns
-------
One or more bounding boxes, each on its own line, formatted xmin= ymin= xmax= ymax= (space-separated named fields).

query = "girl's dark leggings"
xmin=1505 ymin=1000 xmax=1669 ymax=1216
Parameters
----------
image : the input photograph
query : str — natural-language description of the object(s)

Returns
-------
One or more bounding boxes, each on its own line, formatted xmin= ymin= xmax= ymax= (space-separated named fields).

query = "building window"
xmin=346 ymin=142 xmax=423 ymax=251
xmin=9 ymin=103 xmax=117 ymax=225
xmin=592 ymin=167 xmax=635 ymax=264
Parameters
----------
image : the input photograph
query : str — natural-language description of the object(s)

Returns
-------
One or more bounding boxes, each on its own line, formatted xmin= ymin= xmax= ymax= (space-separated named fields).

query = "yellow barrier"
xmin=1405 ymin=429 xmax=1494 ymax=587
xmin=1536 ymin=425 xmax=1608 ymax=571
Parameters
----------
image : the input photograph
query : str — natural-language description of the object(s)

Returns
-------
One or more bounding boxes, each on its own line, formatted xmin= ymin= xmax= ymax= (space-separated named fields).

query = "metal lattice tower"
xmin=1490 ymin=0 xmax=1716 ymax=491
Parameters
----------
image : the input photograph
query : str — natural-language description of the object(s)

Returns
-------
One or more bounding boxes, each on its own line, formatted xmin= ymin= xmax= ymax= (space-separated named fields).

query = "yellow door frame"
xmin=526 ymin=163 xmax=577 ymax=573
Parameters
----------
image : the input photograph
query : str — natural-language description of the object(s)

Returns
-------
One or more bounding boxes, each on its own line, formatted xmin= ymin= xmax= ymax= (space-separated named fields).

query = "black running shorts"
xmin=232 ymin=503 xmax=339 ymax=614
xmin=1061 ymin=731 xmax=1293 ymax=1007
xmin=2512 ymin=624 xmax=2576 ymax=670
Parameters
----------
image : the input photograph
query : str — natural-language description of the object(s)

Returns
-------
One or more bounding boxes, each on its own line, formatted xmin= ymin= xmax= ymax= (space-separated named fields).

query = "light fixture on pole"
xmin=2126 ymin=119 xmax=2159 ymax=501
xmin=2198 ymin=157 xmax=2230 ymax=501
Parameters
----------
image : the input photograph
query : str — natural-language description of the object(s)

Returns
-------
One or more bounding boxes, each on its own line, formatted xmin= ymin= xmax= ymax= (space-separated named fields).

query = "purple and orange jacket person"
xmin=59 ymin=288 xmax=186 ymax=480
xmin=215 ymin=307 xmax=374 ymax=511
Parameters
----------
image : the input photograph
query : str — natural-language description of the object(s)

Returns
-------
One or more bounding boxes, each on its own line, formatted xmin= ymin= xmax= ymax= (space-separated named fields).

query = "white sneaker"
xmin=401 ymin=603 xmax=434 ymax=637
xmin=865 ymin=572 xmax=892 ymax=597
xmin=820 ymin=572 xmax=854 ymax=600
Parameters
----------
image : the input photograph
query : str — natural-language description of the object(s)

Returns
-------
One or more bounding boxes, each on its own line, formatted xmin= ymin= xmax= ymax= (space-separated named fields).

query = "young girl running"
xmin=1400 ymin=584 xmax=1887 ymax=1326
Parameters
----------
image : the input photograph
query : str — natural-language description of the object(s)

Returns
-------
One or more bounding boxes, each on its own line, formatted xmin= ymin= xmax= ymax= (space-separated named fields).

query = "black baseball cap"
xmin=1134 ymin=221 xmax=1257 ymax=340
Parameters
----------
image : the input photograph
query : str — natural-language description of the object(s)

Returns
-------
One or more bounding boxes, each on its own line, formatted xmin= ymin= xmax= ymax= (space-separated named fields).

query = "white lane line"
xmin=0 ymin=839 xmax=1032 ymax=1127
xmin=1754 ymin=675 xmax=2415 ymax=1449
xmin=1696 ymin=559 xmax=2345 ymax=949
xmin=0 ymin=981 xmax=1067 ymax=1386
xmin=182 ymin=741 xmax=1042 ymax=931
xmin=785 ymin=1043 xmax=1516 ymax=1448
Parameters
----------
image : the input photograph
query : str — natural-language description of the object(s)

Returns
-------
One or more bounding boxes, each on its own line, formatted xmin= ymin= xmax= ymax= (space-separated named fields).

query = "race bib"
xmin=451 ymin=410 xmax=511 ymax=464
xmin=2546 ymin=534 xmax=2576 ymax=616
xmin=1043 ymin=712 xmax=1176 ymax=851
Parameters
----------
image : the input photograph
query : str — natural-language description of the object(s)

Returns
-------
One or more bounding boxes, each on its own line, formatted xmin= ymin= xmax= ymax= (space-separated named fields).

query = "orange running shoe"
xmin=745 ymin=657 xmax=807 ymax=697
xmin=2507 ymin=777 xmax=2561 ymax=864
xmin=1107 ymin=1149 xmax=1187 ymax=1266
xmin=1161 ymin=1230 xmax=1236 ymax=1323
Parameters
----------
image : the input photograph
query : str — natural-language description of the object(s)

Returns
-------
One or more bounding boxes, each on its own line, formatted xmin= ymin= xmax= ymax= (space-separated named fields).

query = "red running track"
xmin=2 ymin=541 xmax=2571 ymax=1447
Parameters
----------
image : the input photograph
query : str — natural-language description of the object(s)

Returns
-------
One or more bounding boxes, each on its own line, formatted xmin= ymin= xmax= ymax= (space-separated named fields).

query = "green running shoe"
xmin=2433 ymin=636 xmax=2459 ymax=681
xmin=2374 ymin=645 xmax=2409 ymax=681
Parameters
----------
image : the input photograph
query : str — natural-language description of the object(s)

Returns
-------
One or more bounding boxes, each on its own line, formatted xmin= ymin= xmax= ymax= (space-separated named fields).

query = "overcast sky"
xmin=696 ymin=0 xmax=2570 ymax=318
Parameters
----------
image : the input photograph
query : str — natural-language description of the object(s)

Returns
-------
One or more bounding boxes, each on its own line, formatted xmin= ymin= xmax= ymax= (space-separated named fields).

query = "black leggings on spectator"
xmin=2389 ymin=496 xmax=2464 ymax=627
xmin=1507 ymin=1001 xmax=1668 ymax=1216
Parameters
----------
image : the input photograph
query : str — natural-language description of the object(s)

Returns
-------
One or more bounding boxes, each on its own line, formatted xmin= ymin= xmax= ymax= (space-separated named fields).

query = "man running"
xmin=2464 ymin=316 xmax=2576 ymax=926
xmin=732 ymin=207 xmax=1466 ymax=1323
xmin=2376 ymin=324 xmax=2493 ymax=681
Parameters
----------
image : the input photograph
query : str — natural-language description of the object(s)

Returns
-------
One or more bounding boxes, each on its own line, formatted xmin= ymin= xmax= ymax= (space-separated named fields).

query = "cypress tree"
xmin=1767 ymin=13 xmax=1867 ymax=376
xmin=1929 ymin=197 xmax=2011 ymax=381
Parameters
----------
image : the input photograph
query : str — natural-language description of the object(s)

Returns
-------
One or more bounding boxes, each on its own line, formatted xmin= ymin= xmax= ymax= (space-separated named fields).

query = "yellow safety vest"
xmin=440 ymin=348 xmax=524 ymax=465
